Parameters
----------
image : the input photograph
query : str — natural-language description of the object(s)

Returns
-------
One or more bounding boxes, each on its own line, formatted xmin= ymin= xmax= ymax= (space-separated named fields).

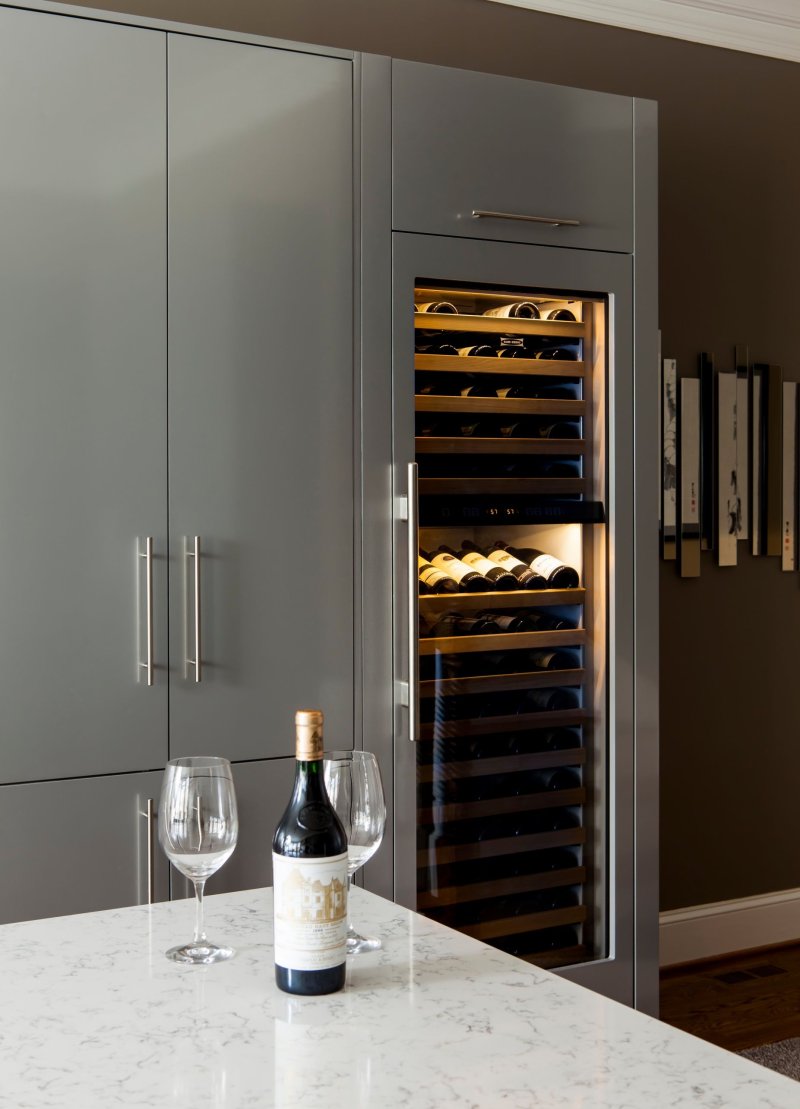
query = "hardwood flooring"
xmin=660 ymin=943 xmax=800 ymax=1051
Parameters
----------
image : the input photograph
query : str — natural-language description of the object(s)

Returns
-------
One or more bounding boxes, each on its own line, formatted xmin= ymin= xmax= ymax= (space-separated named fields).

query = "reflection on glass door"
xmin=412 ymin=281 xmax=608 ymax=970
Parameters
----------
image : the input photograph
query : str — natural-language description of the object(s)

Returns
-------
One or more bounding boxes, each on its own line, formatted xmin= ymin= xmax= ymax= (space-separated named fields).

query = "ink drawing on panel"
xmin=716 ymin=372 xmax=738 ymax=566
xmin=662 ymin=358 xmax=677 ymax=560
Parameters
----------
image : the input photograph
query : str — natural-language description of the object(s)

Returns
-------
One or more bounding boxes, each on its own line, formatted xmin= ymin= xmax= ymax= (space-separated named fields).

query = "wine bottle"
xmin=272 ymin=710 xmax=348 ymax=996
xmin=443 ymin=544 xmax=517 ymax=591
xmin=534 ymin=348 xmax=578 ymax=362
xmin=415 ymin=341 xmax=460 ymax=356
xmin=415 ymin=301 xmax=458 ymax=313
xmin=497 ymin=345 xmax=532 ymax=359
xmin=535 ymin=420 xmax=582 ymax=440
xmin=544 ymin=307 xmax=577 ymax=321
xmin=416 ymin=375 xmax=461 ymax=397
xmin=422 ymin=548 xmax=488 ymax=593
xmin=418 ymin=555 xmax=458 ymax=594
xmin=477 ymin=610 xmax=533 ymax=633
xmin=428 ymin=611 xmax=501 ymax=637
xmin=457 ymin=344 xmax=497 ymax=358
xmin=496 ymin=382 xmax=535 ymax=398
xmin=527 ymin=648 xmax=580 ymax=671
xmin=460 ymin=380 xmax=498 ymax=398
xmin=522 ymin=611 xmax=576 ymax=631
xmin=522 ymin=688 xmax=580 ymax=712
xmin=484 ymin=544 xmax=546 ymax=589
xmin=505 ymin=546 xmax=580 ymax=589
xmin=483 ymin=301 xmax=540 ymax=319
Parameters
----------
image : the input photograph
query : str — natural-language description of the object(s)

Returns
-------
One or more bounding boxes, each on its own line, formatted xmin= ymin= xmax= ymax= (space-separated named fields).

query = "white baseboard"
xmin=660 ymin=888 xmax=800 ymax=966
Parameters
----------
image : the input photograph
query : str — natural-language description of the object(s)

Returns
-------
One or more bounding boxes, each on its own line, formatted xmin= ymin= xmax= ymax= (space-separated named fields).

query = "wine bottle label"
xmin=460 ymin=551 xmax=501 ymax=578
xmin=272 ymin=851 xmax=348 ymax=972
xmin=419 ymin=560 xmax=452 ymax=588
xmin=488 ymin=549 xmax=524 ymax=571
xmin=430 ymin=552 xmax=474 ymax=583
xmin=530 ymin=554 xmax=565 ymax=578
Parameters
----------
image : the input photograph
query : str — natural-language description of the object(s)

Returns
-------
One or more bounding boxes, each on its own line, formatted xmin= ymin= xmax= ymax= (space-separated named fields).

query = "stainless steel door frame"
xmin=391 ymin=231 xmax=636 ymax=1005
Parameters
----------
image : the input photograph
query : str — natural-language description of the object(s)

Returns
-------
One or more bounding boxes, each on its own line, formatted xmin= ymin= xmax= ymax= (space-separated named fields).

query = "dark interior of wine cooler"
xmin=414 ymin=282 xmax=607 ymax=970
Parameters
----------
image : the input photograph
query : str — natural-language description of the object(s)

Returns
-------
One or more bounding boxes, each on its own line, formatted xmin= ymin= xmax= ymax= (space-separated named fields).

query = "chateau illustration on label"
xmin=278 ymin=866 xmax=346 ymax=924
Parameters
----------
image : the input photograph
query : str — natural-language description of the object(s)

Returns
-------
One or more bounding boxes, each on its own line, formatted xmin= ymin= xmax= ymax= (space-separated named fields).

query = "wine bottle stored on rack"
xmin=427 ymin=611 xmax=502 ymax=638
xmin=415 ymin=301 xmax=458 ymax=314
xmin=272 ymin=710 xmax=348 ymax=996
xmin=481 ymin=542 xmax=547 ymax=589
xmin=441 ymin=544 xmax=517 ymax=591
xmin=483 ymin=301 xmax=540 ymax=319
xmin=457 ymin=344 xmax=497 ymax=358
xmin=503 ymin=545 xmax=580 ymax=589
xmin=422 ymin=548 xmax=488 ymax=593
xmin=418 ymin=555 xmax=459 ymax=595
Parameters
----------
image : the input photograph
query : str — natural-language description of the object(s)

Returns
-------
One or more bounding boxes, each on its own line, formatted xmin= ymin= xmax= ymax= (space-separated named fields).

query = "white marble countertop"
xmin=0 ymin=886 xmax=796 ymax=1108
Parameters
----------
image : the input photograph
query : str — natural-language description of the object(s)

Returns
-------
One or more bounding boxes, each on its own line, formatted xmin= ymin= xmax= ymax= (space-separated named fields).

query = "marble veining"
xmin=0 ymin=887 xmax=795 ymax=1107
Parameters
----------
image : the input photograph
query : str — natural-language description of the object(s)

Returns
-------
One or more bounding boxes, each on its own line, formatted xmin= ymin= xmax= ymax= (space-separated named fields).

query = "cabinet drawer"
xmin=0 ymin=771 xmax=169 ymax=924
xmin=392 ymin=60 xmax=633 ymax=253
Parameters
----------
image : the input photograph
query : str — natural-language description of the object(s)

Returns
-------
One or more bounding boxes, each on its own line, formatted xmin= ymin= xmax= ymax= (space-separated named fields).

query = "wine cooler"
xmin=390 ymin=230 xmax=657 ymax=1009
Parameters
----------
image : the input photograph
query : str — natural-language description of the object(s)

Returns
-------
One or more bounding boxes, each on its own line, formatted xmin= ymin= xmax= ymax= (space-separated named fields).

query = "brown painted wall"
xmin=62 ymin=0 xmax=800 ymax=910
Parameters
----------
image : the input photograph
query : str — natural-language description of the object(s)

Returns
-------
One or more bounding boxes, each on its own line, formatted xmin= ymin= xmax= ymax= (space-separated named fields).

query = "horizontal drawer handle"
xmin=472 ymin=209 xmax=581 ymax=229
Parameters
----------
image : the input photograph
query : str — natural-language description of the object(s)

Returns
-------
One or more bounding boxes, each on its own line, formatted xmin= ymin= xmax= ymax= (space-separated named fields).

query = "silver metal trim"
xmin=143 ymin=797 xmax=155 ymax=905
xmin=407 ymin=463 xmax=419 ymax=742
xmin=186 ymin=536 xmax=202 ymax=682
xmin=471 ymin=208 xmax=581 ymax=228
xmin=138 ymin=537 xmax=154 ymax=686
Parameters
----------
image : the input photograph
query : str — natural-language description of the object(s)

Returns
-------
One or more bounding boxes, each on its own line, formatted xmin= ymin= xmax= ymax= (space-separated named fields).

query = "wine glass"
xmin=158 ymin=756 xmax=239 ymax=964
xmin=323 ymin=750 xmax=386 ymax=954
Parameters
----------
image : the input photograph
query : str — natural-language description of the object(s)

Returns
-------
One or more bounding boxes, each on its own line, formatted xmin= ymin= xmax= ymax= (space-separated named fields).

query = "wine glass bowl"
xmin=159 ymin=756 xmax=238 ymax=965
xmin=323 ymin=750 xmax=386 ymax=954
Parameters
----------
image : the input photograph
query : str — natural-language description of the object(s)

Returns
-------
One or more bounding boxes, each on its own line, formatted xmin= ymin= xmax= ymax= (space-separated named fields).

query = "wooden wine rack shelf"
xmin=417 ymin=826 xmax=586 ymax=865
xmin=416 ymin=866 xmax=586 ymax=910
xmin=415 ymin=395 xmax=585 ymax=417
xmin=522 ymin=944 xmax=588 ymax=970
xmin=416 ymin=748 xmax=586 ymax=784
xmin=418 ymin=587 xmax=584 ymax=614
xmin=415 ymin=437 xmax=584 ymax=456
xmin=418 ymin=787 xmax=585 ymax=825
xmin=419 ymin=477 xmax=587 ymax=496
xmin=415 ymin=353 xmax=584 ymax=378
xmin=419 ymin=709 xmax=589 ymax=741
xmin=415 ymin=312 xmax=585 ymax=339
xmin=461 ymin=904 xmax=587 ymax=942
xmin=420 ymin=669 xmax=584 ymax=698
xmin=419 ymin=628 xmax=586 ymax=656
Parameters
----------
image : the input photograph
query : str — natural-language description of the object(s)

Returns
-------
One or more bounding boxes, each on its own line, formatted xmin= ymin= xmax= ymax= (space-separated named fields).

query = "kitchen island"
xmin=0 ymin=887 xmax=794 ymax=1107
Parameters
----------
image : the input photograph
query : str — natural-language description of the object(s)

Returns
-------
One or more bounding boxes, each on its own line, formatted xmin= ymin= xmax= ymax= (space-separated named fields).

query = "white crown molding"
xmin=485 ymin=0 xmax=800 ymax=63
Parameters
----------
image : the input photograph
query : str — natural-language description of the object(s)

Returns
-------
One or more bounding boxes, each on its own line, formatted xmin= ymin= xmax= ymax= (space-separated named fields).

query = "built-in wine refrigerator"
xmin=389 ymin=233 xmax=657 ymax=1009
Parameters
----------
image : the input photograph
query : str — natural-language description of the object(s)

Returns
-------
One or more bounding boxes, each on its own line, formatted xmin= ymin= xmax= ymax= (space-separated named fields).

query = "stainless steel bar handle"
xmin=138 ymin=537 xmax=154 ymax=686
xmin=407 ymin=462 xmax=419 ymax=743
xmin=472 ymin=208 xmax=581 ymax=228
xmin=141 ymin=797 xmax=156 ymax=905
xmin=186 ymin=536 xmax=202 ymax=683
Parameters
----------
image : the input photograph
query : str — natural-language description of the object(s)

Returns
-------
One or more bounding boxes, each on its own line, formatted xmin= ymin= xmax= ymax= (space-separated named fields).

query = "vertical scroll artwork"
xmin=716 ymin=372 xmax=738 ymax=567
xmin=679 ymin=377 xmax=701 ymax=578
xmin=661 ymin=358 xmax=677 ymax=560
xmin=735 ymin=347 xmax=750 ymax=541
xmin=782 ymin=382 xmax=797 ymax=571
xmin=699 ymin=352 xmax=715 ymax=551
xmin=751 ymin=365 xmax=765 ymax=556
xmin=764 ymin=364 xmax=783 ymax=557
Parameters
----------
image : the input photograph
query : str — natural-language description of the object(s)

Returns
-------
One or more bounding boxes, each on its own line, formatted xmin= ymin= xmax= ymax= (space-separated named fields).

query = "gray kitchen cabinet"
xmin=166 ymin=34 xmax=356 ymax=764
xmin=391 ymin=59 xmax=634 ymax=252
xmin=0 ymin=6 xmax=168 ymax=785
xmin=0 ymin=771 xmax=169 ymax=925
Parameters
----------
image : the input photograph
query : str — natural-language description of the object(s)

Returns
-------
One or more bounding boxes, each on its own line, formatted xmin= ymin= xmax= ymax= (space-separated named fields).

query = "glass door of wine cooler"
xmin=392 ymin=233 xmax=635 ymax=1004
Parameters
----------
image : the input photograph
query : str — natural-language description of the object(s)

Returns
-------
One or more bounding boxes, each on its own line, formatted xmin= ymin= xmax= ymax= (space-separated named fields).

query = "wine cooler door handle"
xmin=138 ymin=537 xmax=154 ymax=686
xmin=471 ymin=209 xmax=581 ymax=229
xmin=407 ymin=462 xmax=419 ymax=743
xmin=186 ymin=536 xmax=202 ymax=682
xmin=139 ymin=797 xmax=156 ymax=905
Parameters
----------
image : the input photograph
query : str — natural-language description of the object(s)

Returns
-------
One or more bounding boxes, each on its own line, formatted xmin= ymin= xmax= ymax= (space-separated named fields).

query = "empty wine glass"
xmin=323 ymin=750 xmax=386 ymax=954
xmin=159 ymin=756 xmax=238 ymax=964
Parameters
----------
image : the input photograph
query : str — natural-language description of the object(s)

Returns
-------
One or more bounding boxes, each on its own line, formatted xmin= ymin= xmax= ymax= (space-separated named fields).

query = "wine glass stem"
xmin=346 ymin=872 xmax=354 ymax=938
xmin=193 ymin=878 xmax=207 ymax=945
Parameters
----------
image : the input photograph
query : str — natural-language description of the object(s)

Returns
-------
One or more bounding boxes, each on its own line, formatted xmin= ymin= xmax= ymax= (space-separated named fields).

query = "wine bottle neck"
xmin=292 ymin=759 xmax=328 ymax=801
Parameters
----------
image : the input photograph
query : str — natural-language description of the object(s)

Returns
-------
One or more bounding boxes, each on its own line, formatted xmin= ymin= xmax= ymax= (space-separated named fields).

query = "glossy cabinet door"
xmin=0 ymin=771 xmax=169 ymax=925
xmin=392 ymin=59 xmax=634 ymax=253
xmin=0 ymin=8 xmax=168 ymax=784
xmin=167 ymin=36 xmax=356 ymax=762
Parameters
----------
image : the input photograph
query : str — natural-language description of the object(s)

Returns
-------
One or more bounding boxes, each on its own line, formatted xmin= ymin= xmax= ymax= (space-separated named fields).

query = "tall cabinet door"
xmin=0 ymin=9 xmax=168 ymax=783
xmin=168 ymin=36 xmax=355 ymax=761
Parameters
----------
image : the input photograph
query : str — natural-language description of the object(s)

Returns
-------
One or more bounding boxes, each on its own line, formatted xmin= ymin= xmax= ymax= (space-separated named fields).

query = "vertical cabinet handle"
xmin=407 ymin=463 xmax=419 ymax=743
xmin=139 ymin=797 xmax=156 ymax=905
xmin=138 ymin=537 xmax=154 ymax=686
xmin=186 ymin=536 xmax=202 ymax=682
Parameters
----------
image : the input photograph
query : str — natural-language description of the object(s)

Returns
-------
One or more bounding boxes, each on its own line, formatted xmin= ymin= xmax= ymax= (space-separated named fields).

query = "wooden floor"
xmin=660 ymin=943 xmax=800 ymax=1051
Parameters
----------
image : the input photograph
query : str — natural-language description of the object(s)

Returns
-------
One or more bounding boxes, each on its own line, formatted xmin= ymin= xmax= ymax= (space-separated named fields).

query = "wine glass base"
xmin=346 ymin=932 xmax=381 ymax=956
xmin=166 ymin=942 xmax=233 ymax=965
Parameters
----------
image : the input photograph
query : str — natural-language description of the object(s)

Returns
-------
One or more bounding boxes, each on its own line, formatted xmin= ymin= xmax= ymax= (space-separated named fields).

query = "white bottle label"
xmin=460 ymin=551 xmax=498 ymax=576
xmin=272 ymin=851 xmax=348 ymax=971
xmin=430 ymin=552 xmax=472 ymax=583
xmin=488 ymin=549 xmax=524 ymax=570
xmin=530 ymin=554 xmax=563 ymax=578
xmin=419 ymin=562 xmax=449 ymax=587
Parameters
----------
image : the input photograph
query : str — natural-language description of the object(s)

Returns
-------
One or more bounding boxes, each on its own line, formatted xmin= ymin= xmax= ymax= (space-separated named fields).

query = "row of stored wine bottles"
xmin=419 ymin=845 xmax=580 ymax=891
xmin=418 ymin=382 xmax=581 ymax=407
xmin=417 ymin=416 xmax=581 ymax=440
xmin=429 ymin=887 xmax=580 ymax=930
xmin=421 ymin=766 xmax=580 ymax=805
xmin=421 ymin=643 xmax=579 ymax=679
xmin=420 ymin=803 xmax=580 ymax=843
xmin=416 ymin=340 xmax=580 ymax=362
xmin=420 ymin=542 xmax=579 ymax=593
xmin=421 ymin=611 xmax=578 ymax=641
xmin=417 ymin=727 xmax=582 ymax=764
xmin=416 ymin=300 xmax=579 ymax=322
xmin=422 ymin=687 xmax=581 ymax=722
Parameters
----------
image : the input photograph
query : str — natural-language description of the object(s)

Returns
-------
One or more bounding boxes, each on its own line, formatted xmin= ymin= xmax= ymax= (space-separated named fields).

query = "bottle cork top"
xmin=295 ymin=709 xmax=324 ymax=761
